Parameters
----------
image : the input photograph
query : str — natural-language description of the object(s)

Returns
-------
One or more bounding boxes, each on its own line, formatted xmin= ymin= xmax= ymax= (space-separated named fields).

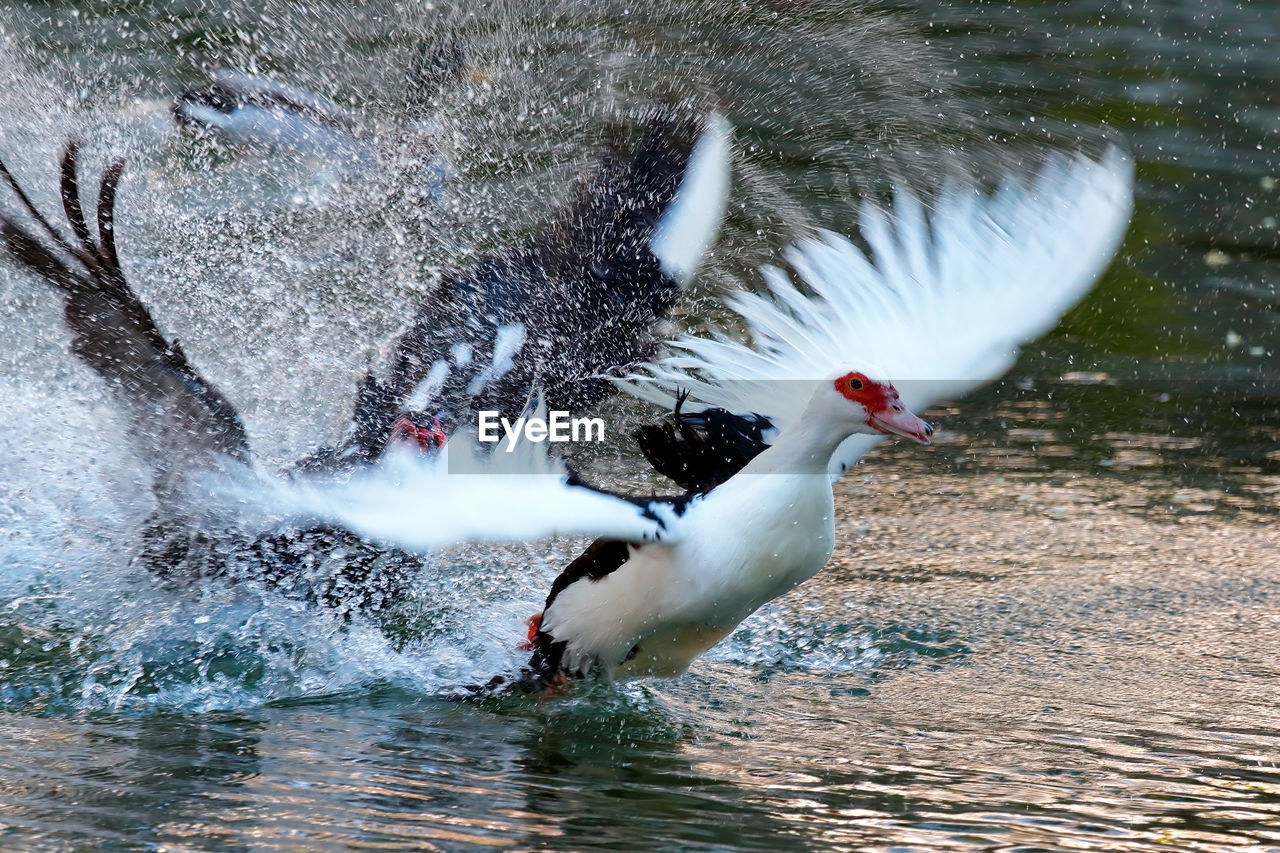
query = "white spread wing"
xmin=625 ymin=147 xmax=1134 ymax=475
xmin=215 ymin=444 xmax=682 ymax=554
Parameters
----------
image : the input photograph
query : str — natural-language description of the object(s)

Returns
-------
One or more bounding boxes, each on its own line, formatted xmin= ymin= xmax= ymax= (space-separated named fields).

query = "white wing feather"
xmin=624 ymin=147 xmax=1134 ymax=476
xmin=214 ymin=443 xmax=679 ymax=554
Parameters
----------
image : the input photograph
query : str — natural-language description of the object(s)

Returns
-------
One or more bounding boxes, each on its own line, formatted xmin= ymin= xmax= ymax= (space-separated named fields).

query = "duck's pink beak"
xmin=868 ymin=406 xmax=933 ymax=445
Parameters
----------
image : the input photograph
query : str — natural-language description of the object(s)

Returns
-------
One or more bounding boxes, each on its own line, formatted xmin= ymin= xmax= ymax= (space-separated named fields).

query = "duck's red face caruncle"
xmin=834 ymin=372 xmax=933 ymax=445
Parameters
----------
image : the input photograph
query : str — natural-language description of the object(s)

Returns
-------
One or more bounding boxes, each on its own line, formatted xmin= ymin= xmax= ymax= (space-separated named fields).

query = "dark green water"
xmin=1 ymin=0 xmax=1279 ymax=849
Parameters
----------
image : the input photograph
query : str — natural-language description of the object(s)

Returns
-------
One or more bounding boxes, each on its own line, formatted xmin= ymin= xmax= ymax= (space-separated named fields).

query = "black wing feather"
xmin=0 ymin=144 xmax=251 ymax=501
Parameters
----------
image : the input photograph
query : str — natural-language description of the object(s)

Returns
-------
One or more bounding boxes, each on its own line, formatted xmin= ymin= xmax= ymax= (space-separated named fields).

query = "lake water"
xmin=1 ymin=0 xmax=1279 ymax=849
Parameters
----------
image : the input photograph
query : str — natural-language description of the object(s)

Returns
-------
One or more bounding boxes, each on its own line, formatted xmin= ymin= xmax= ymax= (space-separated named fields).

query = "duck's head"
xmin=406 ymin=38 xmax=489 ymax=109
xmin=810 ymin=370 xmax=933 ymax=445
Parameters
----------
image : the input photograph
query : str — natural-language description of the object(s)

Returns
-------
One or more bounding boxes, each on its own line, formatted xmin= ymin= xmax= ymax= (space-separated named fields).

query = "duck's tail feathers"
xmin=633 ymin=391 xmax=774 ymax=493
xmin=624 ymin=147 xmax=1134 ymax=476
xmin=0 ymin=143 xmax=251 ymax=499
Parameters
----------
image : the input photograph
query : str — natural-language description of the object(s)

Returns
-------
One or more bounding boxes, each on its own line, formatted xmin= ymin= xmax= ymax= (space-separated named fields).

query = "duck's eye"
xmin=847 ymin=378 xmax=863 ymax=391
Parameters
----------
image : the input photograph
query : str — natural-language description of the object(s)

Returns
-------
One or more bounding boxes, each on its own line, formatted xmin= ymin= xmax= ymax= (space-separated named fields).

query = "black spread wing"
xmin=0 ymin=143 xmax=250 ymax=500
xmin=299 ymin=108 xmax=713 ymax=472
xmin=635 ymin=392 xmax=774 ymax=494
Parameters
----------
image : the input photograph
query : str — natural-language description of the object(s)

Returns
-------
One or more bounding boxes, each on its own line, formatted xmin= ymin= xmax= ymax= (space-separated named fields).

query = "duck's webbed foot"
xmin=455 ymin=667 xmax=578 ymax=701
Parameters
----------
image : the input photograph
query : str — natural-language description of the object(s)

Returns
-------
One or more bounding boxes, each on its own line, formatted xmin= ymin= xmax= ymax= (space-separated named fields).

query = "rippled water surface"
xmin=1 ymin=0 xmax=1279 ymax=850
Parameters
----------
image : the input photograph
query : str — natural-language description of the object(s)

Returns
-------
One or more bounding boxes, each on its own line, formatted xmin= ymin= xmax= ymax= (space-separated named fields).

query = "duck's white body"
xmin=537 ymin=398 xmax=872 ymax=680
xmin=528 ymin=148 xmax=1135 ymax=688
xmin=545 ymin=472 xmax=835 ymax=678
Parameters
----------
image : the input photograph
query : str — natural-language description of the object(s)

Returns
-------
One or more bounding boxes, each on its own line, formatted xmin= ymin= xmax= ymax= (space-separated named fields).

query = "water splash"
xmin=0 ymin=1 xmax=1036 ymax=716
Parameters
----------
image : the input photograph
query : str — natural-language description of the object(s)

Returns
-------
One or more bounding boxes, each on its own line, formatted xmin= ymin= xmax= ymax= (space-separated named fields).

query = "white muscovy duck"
xmin=481 ymin=146 xmax=1133 ymax=691
xmin=509 ymin=368 xmax=932 ymax=690
xmin=0 ymin=106 xmax=729 ymax=607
